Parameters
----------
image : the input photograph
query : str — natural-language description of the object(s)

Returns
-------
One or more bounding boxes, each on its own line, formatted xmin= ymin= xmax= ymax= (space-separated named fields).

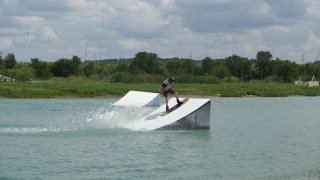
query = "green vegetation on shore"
xmin=1 ymin=81 xmax=319 ymax=98
xmin=1 ymin=50 xmax=319 ymax=98
xmin=1 ymin=51 xmax=320 ymax=84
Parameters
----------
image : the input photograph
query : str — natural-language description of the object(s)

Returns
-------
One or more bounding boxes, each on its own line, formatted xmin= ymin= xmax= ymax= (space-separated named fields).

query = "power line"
xmin=197 ymin=0 xmax=255 ymax=60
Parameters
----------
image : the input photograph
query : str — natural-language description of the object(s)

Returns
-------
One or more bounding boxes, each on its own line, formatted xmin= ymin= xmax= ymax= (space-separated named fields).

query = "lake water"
xmin=1 ymin=97 xmax=320 ymax=180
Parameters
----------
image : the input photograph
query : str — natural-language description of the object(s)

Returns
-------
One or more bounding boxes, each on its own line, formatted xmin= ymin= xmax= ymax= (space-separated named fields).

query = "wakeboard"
xmin=160 ymin=98 xmax=189 ymax=116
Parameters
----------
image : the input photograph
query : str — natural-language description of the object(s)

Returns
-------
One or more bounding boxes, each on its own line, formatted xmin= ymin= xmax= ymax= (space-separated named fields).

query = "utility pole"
xmin=85 ymin=43 xmax=87 ymax=61
xmin=100 ymin=43 xmax=101 ymax=61
xmin=301 ymin=54 xmax=305 ymax=64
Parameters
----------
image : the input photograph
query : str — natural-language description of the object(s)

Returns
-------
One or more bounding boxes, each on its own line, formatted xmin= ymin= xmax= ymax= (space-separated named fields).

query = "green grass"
xmin=0 ymin=81 xmax=320 ymax=98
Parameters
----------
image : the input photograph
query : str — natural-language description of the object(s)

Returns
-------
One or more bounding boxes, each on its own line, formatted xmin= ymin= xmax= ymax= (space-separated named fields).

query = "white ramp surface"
xmin=113 ymin=91 xmax=160 ymax=107
xmin=134 ymin=98 xmax=210 ymax=130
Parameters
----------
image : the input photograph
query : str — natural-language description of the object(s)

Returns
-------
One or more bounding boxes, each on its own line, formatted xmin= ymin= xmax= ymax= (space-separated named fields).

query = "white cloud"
xmin=0 ymin=0 xmax=319 ymax=62
xmin=13 ymin=34 xmax=35 ymax=44
xmin=67 ymin=0 xmax=87 ymax=9
xmin=13 ymin=16 xmax=44 ymax=24
xmin=42 ymin=26 xmax=57 ymax=41
xmin=305 ymin=30 xmax=320 ymax=50
xmin=119 ymin=39 xmax=150 ymax=49
xmin=128 ymin=1 xmax=153 ymax=12
xmin=0 ymin=37 xmax=14 ymax=48
xmin=0 ymin=28 xmax=20 ymax=34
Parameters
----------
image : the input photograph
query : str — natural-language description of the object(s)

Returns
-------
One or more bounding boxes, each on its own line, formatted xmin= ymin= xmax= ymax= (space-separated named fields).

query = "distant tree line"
xmin=0 ymin=51 xmax=319 ymax=83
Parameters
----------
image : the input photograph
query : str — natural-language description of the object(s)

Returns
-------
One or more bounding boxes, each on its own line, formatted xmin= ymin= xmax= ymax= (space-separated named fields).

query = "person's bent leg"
xmin=171 ymin=89 xmax=182 ymax=105
xmin=165 ymin=97 xmax=169 ymax=111
xmin=163 ymin=92 xmax=170 ymax=112
xmin=173 ymin=91 xmax=179 ymax=99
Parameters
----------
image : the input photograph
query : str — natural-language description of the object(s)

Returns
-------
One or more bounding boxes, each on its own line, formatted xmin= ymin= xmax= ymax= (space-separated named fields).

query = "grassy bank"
xmin=1 ymin=81 xmax=320 ymax=98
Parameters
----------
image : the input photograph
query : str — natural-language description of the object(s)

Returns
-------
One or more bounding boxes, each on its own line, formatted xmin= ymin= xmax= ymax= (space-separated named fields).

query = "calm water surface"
xmin=1 ymin=97 xmax=320 ymax=180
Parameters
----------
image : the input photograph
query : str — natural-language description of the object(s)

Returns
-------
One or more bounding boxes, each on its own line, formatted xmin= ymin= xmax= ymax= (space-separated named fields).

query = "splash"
xmin=0 ymin=104 xmax=157 ymax=134
xmin=85 ymin=105 xmax=156 ymax=131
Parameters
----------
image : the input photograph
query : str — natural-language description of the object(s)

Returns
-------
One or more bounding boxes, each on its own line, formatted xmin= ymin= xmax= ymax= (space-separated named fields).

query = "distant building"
xmin=295 ymin=77 xmax=304 ymax=86
xmin=0 ymin=75 xmax=15 ymax=82
xmin=295 ymin=76 xmax=319 ymax=87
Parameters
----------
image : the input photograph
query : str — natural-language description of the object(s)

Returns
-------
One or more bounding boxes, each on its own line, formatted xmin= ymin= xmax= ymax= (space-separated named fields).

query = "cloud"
xmin=42 ymin=26 xmax=57 ymax=41
xmin=18 ymin=0 xmax=71 ymax=13
xmin=119 ymin=39 xmax=150 ymax=49
xmin=0 ymin=37 xmax=14 ymax=48
xmin=0 ymin=28 xmax=20 ymax=35
xmin=0 ymin=0 xmax=319 ymax=63
xmin=265 ymin=0 xmax=311 ymax=18
xmin=13 ymin=16 xmax=45 ymax=24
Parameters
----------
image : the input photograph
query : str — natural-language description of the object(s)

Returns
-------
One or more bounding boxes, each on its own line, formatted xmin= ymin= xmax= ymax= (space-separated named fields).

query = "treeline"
xmin=0 ymin=51 xmax=319 ymax=83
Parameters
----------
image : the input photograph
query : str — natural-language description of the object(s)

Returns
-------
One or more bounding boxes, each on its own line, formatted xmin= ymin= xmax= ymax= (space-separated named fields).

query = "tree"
xmin=201 ymin=57 xmax=214 ymax=75
xmin=225 ymin=54 xmax=252 ymax=81
xmin=166 ymin=60 xmax=183 ymax=75
xmin=39 ymin=63 xmax=53 ymax=80
xmin=30 ymin=58 xmax=52 ymax=80
xmin=193 ymin=65 xmax=203 ymax=76
xmin=51 ymin=56 xmax=82 ymax=77
xmin=255 ymin=51 xmax=273 ymax=80
xmin=84 ymin=62 xmax=95 ymax=77
xmin=51 ymin=58 xmax=67 ymax=77
xmin=115 ymin=63 xmax=129 ymax=73
xmin=212 ymin=65 xmax=230 ymax=79
xmin=182 ymin=59 xmax=196 ymax=75
xmin=5 ymin=53 xmax=17 ymax=69
xmin=71 ymin=56 xmax=82 ymax=76
xmin=30 ymin=58 xmax=41 ymax=76
xmin=272 ymin=59 xmax=299 ymax=82
xmin=0 ymin=55 xmax=4 ymax=69
xmin=314 ymin=63 xmax=320 ymax=79
xmin=129 ymin=51 xmax=161 ymax=74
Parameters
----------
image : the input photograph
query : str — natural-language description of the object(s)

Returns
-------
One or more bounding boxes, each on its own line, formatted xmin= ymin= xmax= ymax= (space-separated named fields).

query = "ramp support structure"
xmin=158 ymin=101 xmax=211 ymax=130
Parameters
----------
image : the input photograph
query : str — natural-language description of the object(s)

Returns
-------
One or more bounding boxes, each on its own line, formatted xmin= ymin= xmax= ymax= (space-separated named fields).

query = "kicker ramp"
xmin=135 ymin=98 xmax=211 ymax=130
xmin=113 ymin=91 xmax=160 ymax=107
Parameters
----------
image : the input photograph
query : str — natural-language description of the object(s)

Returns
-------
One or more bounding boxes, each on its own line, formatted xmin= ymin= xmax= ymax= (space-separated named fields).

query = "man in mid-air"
xmin=159 ymin=77 xmax=183 ymax=112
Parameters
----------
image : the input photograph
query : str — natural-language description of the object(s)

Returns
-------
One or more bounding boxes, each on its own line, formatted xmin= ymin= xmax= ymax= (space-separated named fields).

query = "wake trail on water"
xmin=0 ymin=126 xmax=62 ymax=134
xmin=0 ymin=104 xmax=156 ymax=134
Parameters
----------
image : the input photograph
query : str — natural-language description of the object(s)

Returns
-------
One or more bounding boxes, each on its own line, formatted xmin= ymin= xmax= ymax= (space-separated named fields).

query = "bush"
xmin=111 ymin=73 xmax=137 ymax=83
xmin=88 ymin=74 xmax=100 ymax=81
xmin=222 ymin=76 xmax=239 ymax=83
xmin=136 ymin=74 xmax=163 ymax=83
xmin=65 ymin=75 xmax=87 ymax=82
xmin=299 ymin=75 xmax=313 ymax=82
xmin=110 ymin=73 xmax=222 ymax=84
xmin=9 ymin=68 xmax=34 ymax=82
xmin=176 ymin=74 xmax=221 ymax=84
xmin=263 ymin=75 xmax=281 ymax=83
xmin=176 ymin=74 xmax=194 ymax=83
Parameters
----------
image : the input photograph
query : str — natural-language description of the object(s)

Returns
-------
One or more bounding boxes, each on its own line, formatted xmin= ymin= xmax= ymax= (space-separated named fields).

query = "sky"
xmin=0 ymin=0 xmax=320 ymax=63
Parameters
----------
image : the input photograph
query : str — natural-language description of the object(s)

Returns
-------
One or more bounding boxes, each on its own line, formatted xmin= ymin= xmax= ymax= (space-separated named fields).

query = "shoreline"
xmin=1 ymin=82 xmax=319 ymax=98
xmin=0 ymin=94 xmax=315 ymax=99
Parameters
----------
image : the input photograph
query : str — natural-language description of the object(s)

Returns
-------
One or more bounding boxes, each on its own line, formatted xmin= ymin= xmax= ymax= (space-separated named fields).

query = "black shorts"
xmin=163 ymin=88 xmax=176 ymax=98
